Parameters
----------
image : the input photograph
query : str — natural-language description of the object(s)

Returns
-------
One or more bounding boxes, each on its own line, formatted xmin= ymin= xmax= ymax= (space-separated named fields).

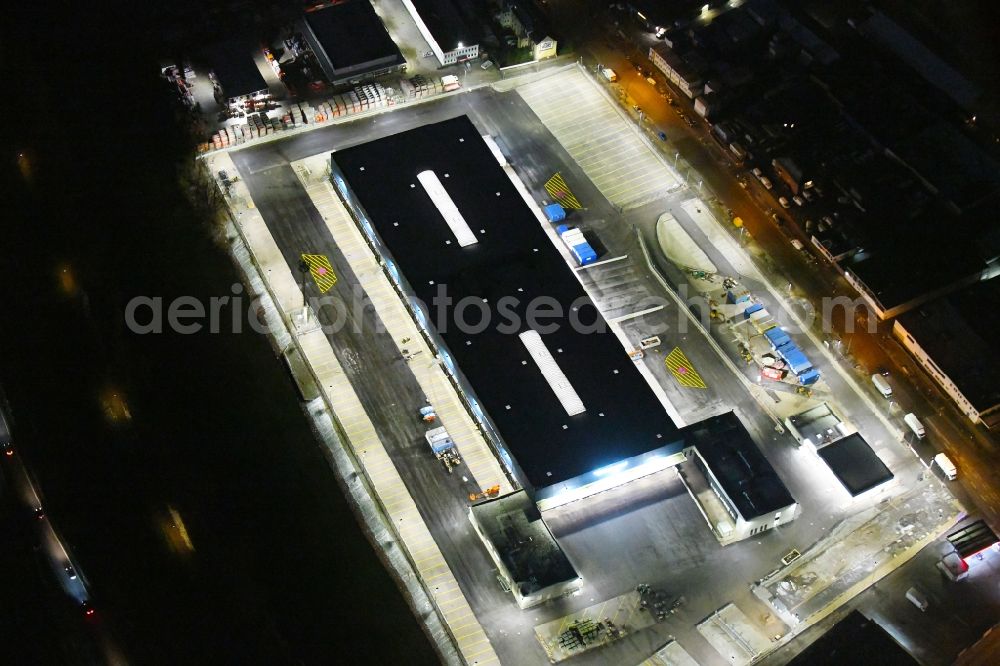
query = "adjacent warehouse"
xmin=401 ymin=0 xmax=479 ymax=66
xmin=468 ymin=490 xmax=582 ymax=608
xmin=893 ymin=278 xmax=1000 ymax=429
xmin=679 ymin=412 xmax=799 ymax=543
xmin=815 ymin=433 xmax=894 ymax=498
xmin=301 ymin=0 xmax=406 ymax=86
xmin=202 ymin=39 xmax=269 ymax=107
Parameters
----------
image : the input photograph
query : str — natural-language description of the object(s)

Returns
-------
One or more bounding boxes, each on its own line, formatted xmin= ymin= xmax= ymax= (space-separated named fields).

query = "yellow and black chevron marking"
xmin=544 ymin=172 xmax=583 ymax=209
xmin=665 ymin=346 xmax=708 ymax=389
xmin=301 ymin=253 xmax=338 ymax=293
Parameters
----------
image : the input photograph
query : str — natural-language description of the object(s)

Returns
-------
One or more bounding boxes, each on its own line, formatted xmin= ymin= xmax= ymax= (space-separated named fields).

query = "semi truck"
xmin=425 ymin=426 xmax=461 ymax=473
xmin=555 ymin=224 xmax=598 ymax=266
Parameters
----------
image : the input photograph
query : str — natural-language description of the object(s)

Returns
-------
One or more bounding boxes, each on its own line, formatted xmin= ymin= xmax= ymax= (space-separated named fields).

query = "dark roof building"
xmin=329 ymin=116 xmax=684 ymax=510
xmin=403 ymin=0 xmax=479 ymax=66
xmin=788 ymin=610 xmax=917 ymax=666
xmin=204 ymin=39 xmax=268 ymax=102
xmin=468 ymin=490 xmax=581 ymax=608
xmin=301 ymin=0 xmax=406 ymax=85
xmin=894 ymin=278 xmax=1000 ymax=428
xmin=684 ymin=411 xmax=795 ymax=521
xmin=816 ymin=433 xmax=894 ymax=496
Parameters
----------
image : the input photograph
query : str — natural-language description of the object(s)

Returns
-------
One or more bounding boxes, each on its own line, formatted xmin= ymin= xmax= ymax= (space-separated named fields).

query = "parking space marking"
xmin=518 ymin=69 xmax=680 ymax=209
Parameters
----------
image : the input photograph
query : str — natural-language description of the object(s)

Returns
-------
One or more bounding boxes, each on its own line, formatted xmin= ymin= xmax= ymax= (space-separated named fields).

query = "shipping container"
xmin=544 ymin=203 xmax=566 ymax=223
xmin=798 ymin=368 xmax=821 ymax=385
xmin=764 ymin=327 xmax=791 ymax=349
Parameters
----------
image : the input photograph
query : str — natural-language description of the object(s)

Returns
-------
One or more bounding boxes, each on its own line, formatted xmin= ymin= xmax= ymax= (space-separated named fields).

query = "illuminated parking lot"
xmin=517 ymin=69 xmax=680 ymax=209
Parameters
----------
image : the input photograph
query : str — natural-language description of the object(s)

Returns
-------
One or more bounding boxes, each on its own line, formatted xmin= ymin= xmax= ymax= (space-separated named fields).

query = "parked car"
xmin=480 ymin=60 xmax=493 ymax=70
xmin=760 ymin=176 xmax=773 ymax=190
xmin=752 ymin=167 xmax=763 ymax=177
xmin=792 ymin=195 xmax=805 ymax=207
xmin=779 ymin=196 xmax=791 ymax=208
xmin=906 ymin=587 xmax=929 ymax=611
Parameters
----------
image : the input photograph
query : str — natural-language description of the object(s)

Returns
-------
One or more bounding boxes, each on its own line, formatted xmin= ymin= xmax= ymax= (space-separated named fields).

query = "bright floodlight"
xmin=519 ymin=330 xmax=586 ymax=416
xmin=417 ymin=170 xmax=478 ymax=247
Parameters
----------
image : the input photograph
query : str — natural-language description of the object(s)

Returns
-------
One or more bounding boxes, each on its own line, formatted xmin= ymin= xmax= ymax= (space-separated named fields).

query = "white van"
xmin=905 ymin=586 xmax=928 ymax=611
xmin=934 ymin=452 xmax=958 ymax=480
xmin=871 ymin=374 xmax=892 ymax=398
xmin=903 ymin=413 xmax=925 ymax=438
xmin=601 ymin=67 xmax=618 ymax=82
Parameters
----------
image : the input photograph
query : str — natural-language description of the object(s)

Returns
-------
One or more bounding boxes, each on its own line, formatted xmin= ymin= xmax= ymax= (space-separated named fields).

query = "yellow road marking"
xmin=665 ymin=347 xmax=708 ymax=389
xmin=301 ymin=253 xmax=338 ymax=293
xmin=544 ymin=172 xmax=583 ymax=209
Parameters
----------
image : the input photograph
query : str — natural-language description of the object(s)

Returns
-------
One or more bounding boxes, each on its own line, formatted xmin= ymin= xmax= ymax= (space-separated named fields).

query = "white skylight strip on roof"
xmin=518 ymin=330 xmax=586 ymax=416
xmin=416 ymin=169 xmax=479 ymax=247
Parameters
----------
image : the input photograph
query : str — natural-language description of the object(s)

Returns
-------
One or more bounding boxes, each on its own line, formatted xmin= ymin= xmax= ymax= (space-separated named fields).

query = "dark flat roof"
xmin=895 ymin=278 xmax=1000 ymax=413
xmin=471 ymin=490 xmax=578 ymax=590
xmin=204 ymin=40 xmax=268 ymax=99
xmin=330 ymin=115 xmax=682 ymax=491
xmin=816 ymin=434 xmax=894 ymax=496
xmin=302 ymin=1 xmax=404 ymax=82
xmin=409 ymin=0 xmax=473 ymax=51
xmin=788 ymin=610 xmax=917 ymax=666
xmin=684 ymin=412 xmax=794 ymax=520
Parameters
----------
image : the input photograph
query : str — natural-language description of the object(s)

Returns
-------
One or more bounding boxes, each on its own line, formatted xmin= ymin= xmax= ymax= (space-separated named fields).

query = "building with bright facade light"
xmin=401 ymin=0 xmax=479 ymax=66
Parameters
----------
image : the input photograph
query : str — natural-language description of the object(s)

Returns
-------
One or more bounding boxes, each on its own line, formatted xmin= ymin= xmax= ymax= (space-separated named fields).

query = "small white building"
xmin=402 ymin=0 xmax=479 ymax=66
xmin=676 ymin=412 xmax=799 ymax=545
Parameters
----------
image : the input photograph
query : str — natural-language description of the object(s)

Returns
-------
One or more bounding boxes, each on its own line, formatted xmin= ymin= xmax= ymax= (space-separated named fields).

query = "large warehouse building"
xmin=301 ymin=0 xmax=406 ymax=86
xmin=328 ymin=116 xmax=796 ymax=547
xmin=330 ymin=115 xmax=685 ymax=511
